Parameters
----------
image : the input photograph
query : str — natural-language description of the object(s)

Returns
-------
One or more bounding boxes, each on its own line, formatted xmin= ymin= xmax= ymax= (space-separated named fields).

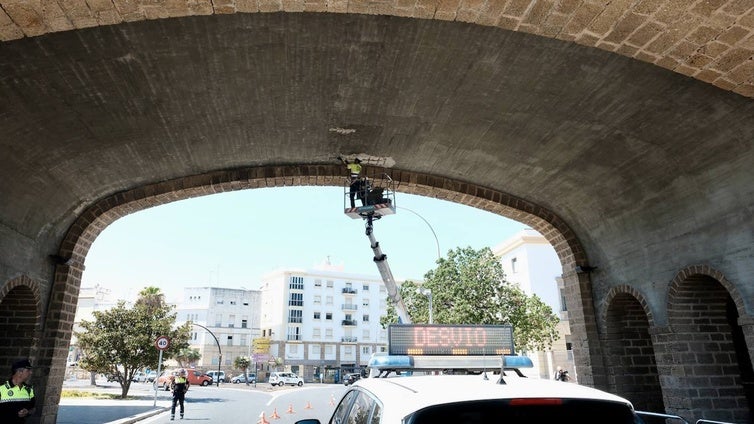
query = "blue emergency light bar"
xmin=502 ymin=355 xmax=534 ymax=369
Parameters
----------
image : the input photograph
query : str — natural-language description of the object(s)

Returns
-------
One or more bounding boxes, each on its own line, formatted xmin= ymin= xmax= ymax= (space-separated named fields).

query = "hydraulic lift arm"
xmin=365 ymin=215 xmax=412 ymax=324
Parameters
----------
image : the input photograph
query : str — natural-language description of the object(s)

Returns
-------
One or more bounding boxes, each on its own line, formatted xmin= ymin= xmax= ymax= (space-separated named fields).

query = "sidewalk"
xmin=59 ymin=378 xmax=170 ymax=424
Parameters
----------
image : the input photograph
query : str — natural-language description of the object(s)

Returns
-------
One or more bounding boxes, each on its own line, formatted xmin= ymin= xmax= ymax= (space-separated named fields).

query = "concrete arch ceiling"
xmin=0 ymin=10 xmax=752 ymax=305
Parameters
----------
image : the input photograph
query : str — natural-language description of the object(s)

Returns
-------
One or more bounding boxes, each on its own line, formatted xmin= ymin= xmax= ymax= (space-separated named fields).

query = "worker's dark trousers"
xmin=172 ymin=392 xmax=185 ymax=416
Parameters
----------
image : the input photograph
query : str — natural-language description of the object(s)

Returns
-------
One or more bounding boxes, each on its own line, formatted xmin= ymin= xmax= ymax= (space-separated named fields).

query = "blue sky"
xmin=81 ymin=186 xmax=527 ymax=302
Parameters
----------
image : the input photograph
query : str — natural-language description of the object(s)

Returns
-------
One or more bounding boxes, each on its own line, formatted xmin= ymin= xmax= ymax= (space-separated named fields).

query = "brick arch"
xmin=0 ymin=5 xmax=752 ymax=98
xmin=665 ymin=264 xmax=752 ymax=422
xmin=600 ymin=284 xmax=655 ymax=328
xmin=599 ymin=285 xmax=663 ymax=413
xmin=37 ymin=164 xmax=605 ymax=422
xmin=55 ymin=165 xmax=590 ymax=272
xmin=0 ymin=275 xmax=43 ymax=377
xmin=669 ymin=264 xmax=750 ymax=317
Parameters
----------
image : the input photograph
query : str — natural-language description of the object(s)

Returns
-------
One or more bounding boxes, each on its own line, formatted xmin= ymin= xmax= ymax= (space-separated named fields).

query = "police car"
xmin=293 ymin=324 xmax=675 ymax=424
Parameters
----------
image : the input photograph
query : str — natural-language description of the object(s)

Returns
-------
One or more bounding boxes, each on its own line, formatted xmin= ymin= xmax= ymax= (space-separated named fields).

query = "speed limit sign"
xmin=154 ymin=336 xmax=171 ymax=351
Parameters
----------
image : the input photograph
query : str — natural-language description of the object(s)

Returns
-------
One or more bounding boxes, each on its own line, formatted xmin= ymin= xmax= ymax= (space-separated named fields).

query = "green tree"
xmin=381 ymin=246 xmax=560 ymax=352
xmin=175 ymin=347 xmax=201 ymax=369
xmin=75 ymin=287 xmax=191 ymax=398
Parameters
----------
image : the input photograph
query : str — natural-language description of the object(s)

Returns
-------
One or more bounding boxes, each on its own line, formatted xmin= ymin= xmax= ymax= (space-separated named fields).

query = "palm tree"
xmin=176 ymin=348 xmax=201 ymax=368
xmin=135 ymin=286 xmax=166 ymax=312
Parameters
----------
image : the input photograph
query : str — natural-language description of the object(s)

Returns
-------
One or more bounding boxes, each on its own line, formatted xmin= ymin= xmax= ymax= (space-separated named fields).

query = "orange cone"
xmin=305 ymin=401 xmax=313 ymax=409
xmin=329 ymin=394 xmax=336 ymax=406
xmin=257 ymin=412 xmax=270 ymax=424
xmin=286 ymin=404 xmax=296 ymax=414
xmin=270 ymin=408 xmax=281 ymax=419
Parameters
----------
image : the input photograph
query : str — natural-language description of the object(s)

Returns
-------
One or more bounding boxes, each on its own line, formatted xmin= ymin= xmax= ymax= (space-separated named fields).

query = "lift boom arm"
xmin=365 ymin=215 xmax=411 ymax=324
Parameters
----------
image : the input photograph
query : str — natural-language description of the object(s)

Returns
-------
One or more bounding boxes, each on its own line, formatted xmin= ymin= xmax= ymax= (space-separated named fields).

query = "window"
xmin=363 ymin=314 xmax=369 ymax=322
xmin=326 ymin=296 xmax=333 ymax=305
xmin=289 ymin=292 xmax=303 ymax=306
xmin=315 ymin=279 xmax=322 ymax=287
xmin=314 ymin=295 xmax=321 ymax=304
xmin=511 ymin=257 xmax=518 ymax=273
xmin=313 ymin=328 xmax=321 ymax=338
xmin=289 ymin=275 xmax=304 ymax=290
xmin=314 ymin=312 xmax=321 ymax=320
xmin=241 ymin=318 xmax=248 ymax=329
xmin=325 ymin=329 xmax=333 ymax=339
xmin=230 ymin=300 xmax=236 ymax=305
xmin=288 ymin=327 xmax=301 ymax=341
xmin=215 ymin=314 xmax=222 ymax=327
xmin=362 ymin=346 xmax=371 ymax=355
xmin=288 ymin=310 xmax=303 ymax=323
xmin=228 ymin=314 xmax=235 ymax=328
xmin=362 ymin=299 xmax=370 ymax=307
xmin=326 ymin=280 xmax=334 ymax=288
xmin=226 ymin=335 xmax=233 ymax=346
xmin=362 ymin=330 xmax=370 ymax=340
xmin=362 ymin=283 xmax=369 ymax=291
xmin=240 ymin=335 xmax=247 ymax=346
xmin=216 ymin=299 xmax=224 ymax=305
xmin=326 ymin=312 xmax=332 ymax=320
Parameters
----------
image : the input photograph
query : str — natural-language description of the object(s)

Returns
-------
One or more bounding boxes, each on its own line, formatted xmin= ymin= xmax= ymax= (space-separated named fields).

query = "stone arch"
xmin=0 ymin=5 xmax=751 ymax=98
xmin=600 ymin=284 xmax=663 ymax=413
xmin=0 ymin=275 xmax=43 ymax=377
xmin=34 ymin=164 xmax=603 ymax=422
xmin=665 ymin=265 xmax=753 ymax=423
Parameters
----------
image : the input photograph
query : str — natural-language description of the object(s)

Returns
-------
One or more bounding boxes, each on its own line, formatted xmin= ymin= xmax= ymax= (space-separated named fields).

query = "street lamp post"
xmin=191 ymin=322 xmax=222 ymax=387
xmin=417 ymin=288 xmax=433 ymax=324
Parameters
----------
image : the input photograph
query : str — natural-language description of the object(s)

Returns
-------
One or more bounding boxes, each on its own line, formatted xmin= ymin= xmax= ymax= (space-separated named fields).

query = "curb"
xmin=105 ymin=406 xmax=170 ymax=424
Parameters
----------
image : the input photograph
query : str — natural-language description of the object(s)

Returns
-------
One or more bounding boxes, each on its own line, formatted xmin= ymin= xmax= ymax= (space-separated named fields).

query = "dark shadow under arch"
xmin=667 ymin=269 xmax=752 ymax=423
xmin=602 ymin=287 xmax=663 ymax=414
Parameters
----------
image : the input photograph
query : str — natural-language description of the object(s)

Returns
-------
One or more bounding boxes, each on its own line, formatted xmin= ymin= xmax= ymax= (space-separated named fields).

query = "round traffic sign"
xmin=155 ymin=335 xmax=171 ymax=351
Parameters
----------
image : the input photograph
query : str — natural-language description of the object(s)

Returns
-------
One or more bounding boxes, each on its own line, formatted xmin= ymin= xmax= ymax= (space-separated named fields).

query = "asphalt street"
xmin=59 ymin=376 xmax=346 ymax=424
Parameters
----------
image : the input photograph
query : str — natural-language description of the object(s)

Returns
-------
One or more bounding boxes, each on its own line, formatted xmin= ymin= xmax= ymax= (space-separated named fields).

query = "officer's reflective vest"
xmin=1 ymin=381 xmax=34 ymax=404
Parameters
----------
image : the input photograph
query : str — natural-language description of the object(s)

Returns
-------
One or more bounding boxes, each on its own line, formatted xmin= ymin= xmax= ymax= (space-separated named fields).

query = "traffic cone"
xmin=270 ymin=408 xmax=281 ymax=419
xmin=287 ymin=404 xmax=296 ymax=414
xmin=305 ymin=400 xmax=313 ymax=409
xmin=329 ymin=394 xmax=336 ymax=406
xmin=257 ymin=412 xmax=270 ymax=424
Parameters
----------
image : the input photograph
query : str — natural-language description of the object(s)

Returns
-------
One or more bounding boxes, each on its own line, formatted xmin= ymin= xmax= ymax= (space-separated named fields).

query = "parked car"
xmin=343 ymin=373 xmax=361 ymax=386
xmin=206 ymin=370 xmax=226 ymax=384
xmin=146 ymin=370 xmax=158 ymax=382
xmin=132 ymin=371 xmax=148 ymax=383
xmin=269 ymin=372 xmax=303 ymax=387
xmin=155 ymin=369 xmax=212 ymax=390
xmin=231 ymin=373 xmax=256 ymax=384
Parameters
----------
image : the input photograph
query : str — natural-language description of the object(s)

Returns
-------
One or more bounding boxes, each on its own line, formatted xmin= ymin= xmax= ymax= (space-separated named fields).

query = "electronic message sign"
xmin=388 ymin=324 xmax=514 ymax=356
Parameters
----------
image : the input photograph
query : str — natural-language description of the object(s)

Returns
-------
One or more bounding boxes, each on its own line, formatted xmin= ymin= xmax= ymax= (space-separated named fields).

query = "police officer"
xmin=170 ymin=369 xmax=190 ymax=420
xmin=0 ymin=359 xmax=35 ymax=423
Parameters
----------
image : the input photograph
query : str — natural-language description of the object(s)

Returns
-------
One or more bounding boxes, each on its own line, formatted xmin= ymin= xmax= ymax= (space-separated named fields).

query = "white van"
xmin=206 ymin=370 xmax=226 ymax=383
xmin=269 ymin=372 xmax=303 ymax=387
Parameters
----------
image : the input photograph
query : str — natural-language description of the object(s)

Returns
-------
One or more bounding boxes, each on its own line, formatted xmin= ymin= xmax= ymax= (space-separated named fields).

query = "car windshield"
xmin=406 ymin=399 xmax=642 ymax=424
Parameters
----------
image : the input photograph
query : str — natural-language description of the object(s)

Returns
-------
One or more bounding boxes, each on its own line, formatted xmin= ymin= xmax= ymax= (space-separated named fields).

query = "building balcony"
xmin=341 ymin=304 xmax=358 ymax=311
xmin=288 ymin=317 xmax=302 ymax=323
xmin=341 ymin=319 xmax=357 ymax=326
xmin=341 ymin=336 xmax=358 ymax=343
xmin=341 ymin=288 xmax=357 ymax=295
xmin=287 ymin=334 xmax=302 ymax=341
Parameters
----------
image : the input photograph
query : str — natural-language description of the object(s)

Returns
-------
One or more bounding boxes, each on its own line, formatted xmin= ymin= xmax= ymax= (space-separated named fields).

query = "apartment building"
xmin=492 ymin=227 xmax=574 ymax=380
xmin=258 ymin=263 xmax=392 ymax=383
xmin=176 ymin=287 xmax=262 ymax=375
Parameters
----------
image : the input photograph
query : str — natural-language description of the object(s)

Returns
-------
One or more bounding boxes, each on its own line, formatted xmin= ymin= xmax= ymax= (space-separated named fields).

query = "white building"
xmin=258 ymin=261 xmax=392 ymax=382
xmin=176 ymin=287 xmax=262 ymax=376
xmin=492 ymin=228 xmax=574 ymax=380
